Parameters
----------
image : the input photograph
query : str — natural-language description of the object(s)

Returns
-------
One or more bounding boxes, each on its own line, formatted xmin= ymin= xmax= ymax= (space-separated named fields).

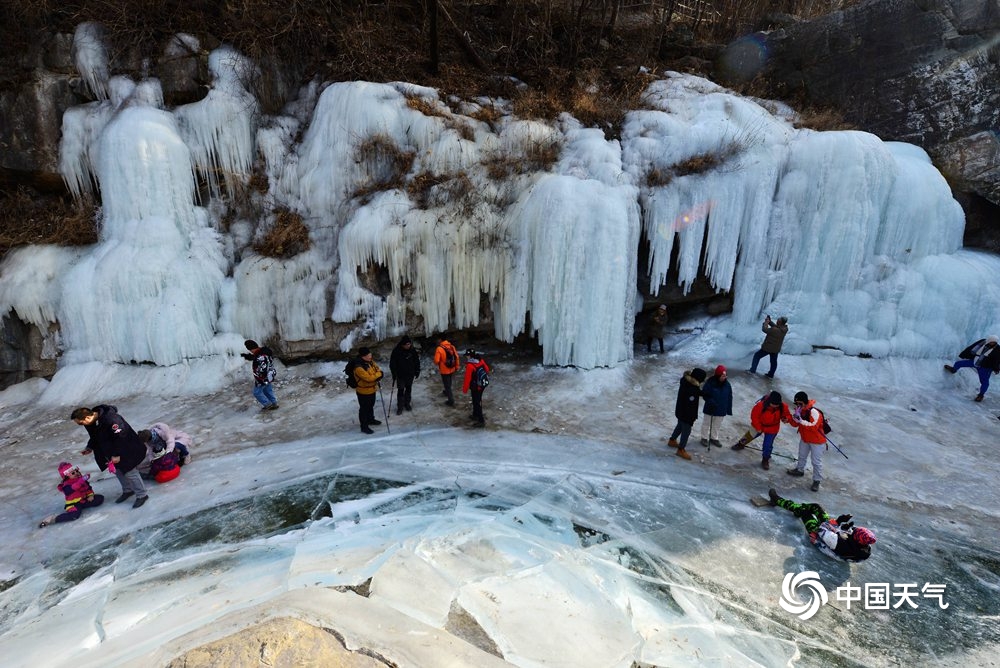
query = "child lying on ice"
xmin=767 ymin=488 xmax=876 ymax=562
xmin=39 ymin=462 xmax=105 ymax=528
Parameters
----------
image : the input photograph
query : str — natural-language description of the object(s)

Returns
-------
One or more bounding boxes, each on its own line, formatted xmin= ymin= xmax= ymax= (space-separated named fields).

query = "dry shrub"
xmin=352 ymin=134 xmax=415 ymax=198
xmin=253 ymin=208 xmax=310 ymax=259
xmin=673 ymin=152 xmax=723 ymax=177
xmin=511 ymin=87 xmax=563 ymax=121
xmin=407 ymin=171 xmax=474 ymax=210
xmin=0 ymin=187 xmax=98 ymax=253
xmin=794 ymin=106 xmax=855 ymax=131
xmin=469 ymin=103 xmax=502 ymax=128
xmin=646 ymin=168 xmax=673 ymax=188
xmin=406 ymin=94 xmax=477 ymax=141
xmin=405 ymin=95 xmax=446 ymax=118
xmin=483 ymin=137 xmax=561 ymax=180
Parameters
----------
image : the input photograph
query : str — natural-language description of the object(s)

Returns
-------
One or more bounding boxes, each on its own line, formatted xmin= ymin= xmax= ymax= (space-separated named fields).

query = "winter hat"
xmin=690 ymin=368 xmax=707 ymax=383
xmin=400 ymin=336 xmax=412 ymax=345
xmin=988 ymin=335 xmax=999 ymax=345
xmin=852 ymin=527 xmax=877 ymax=545
xmin=794 ymin=391 xmax=809 ymax=403
xmin=466 ymin=349 xmax=477 ymax=357
xmin=58 ymin=462 xmax=75 ymax=478
xmin=767 ymin=391 xmax=782 ymax=406
xmin=714 ymin=365 xmax=726 ymax=376
xmin=657 ymin=305 xmax=667 ymax=311
xmin=359 ymin=347 xmax=371 ymax=357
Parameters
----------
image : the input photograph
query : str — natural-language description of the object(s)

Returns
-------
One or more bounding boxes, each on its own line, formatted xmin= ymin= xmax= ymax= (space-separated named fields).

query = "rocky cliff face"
xmin=721 ymin=0 xmax=1000 ymax=249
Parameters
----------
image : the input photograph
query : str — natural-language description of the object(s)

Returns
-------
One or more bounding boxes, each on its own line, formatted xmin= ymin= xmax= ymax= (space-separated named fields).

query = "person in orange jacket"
xmin=433 ymin=337 xmax=460 ymax=407
xmin=786 ymin=391 xmax=827 ymax=492
xmin=732 ymin=391 xmax=791 ymax=470
xmin=461 ymin=349 xmax=490 ymax=427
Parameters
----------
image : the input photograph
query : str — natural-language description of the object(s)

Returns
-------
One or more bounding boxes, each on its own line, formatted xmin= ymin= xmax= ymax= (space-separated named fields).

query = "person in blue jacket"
xmin=700 ymin=365 xmax=733 ymax=447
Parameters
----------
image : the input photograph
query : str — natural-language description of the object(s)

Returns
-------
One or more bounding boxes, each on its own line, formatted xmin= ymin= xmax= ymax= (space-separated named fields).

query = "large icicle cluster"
xmin=623 ymin=74 xmax=1000 ymax=357
xmin=267 ymin=82 xmax=640 ymax=366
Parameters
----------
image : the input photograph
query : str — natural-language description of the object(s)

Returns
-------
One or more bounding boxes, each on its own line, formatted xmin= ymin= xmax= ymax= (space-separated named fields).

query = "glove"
xmin=841 ymin=521 xmax=854 ymax=531
xmin=836 ymin=514 xmax=852 ymax=524
xmin=240 ymin=352 xmax=254 ymax=361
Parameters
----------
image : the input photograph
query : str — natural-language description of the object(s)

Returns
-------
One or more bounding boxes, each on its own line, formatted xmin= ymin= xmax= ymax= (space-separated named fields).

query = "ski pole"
xmin=743 ymin=444 xmax=796 ymax=461
xmin=825 ymin=436 xmax=847 ymax=459
xmin=377 ymin=383 xmax=391 ymax=434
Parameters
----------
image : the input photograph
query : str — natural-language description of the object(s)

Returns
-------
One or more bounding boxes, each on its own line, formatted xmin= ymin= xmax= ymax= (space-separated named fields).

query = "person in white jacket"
xmin=137 ymin=422 xmax=193 ymax=473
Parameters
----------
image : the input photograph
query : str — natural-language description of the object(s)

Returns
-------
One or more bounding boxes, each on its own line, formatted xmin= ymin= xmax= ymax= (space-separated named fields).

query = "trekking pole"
xmin=744 ymin=444 xmax=796 ymax=461
xmin=377 ymin=383 xmax=391 ymax=434
xmin=825 ymin=436 xmax=848 ymax=459
xmin=387 ymin=377 xmax=396 ymax=416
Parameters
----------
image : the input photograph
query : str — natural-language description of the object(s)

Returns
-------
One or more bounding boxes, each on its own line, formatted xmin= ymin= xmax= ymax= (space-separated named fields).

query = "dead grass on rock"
xmin=0 ymin=187 xmax=98 ymax=255
xmin=253 ymin=208 xmax=310 ymax=259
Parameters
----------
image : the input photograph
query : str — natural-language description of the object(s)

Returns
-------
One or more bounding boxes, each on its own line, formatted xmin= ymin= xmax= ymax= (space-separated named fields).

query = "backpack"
xmin=344 ymin=359 xmax=360 ymax=388
xmin=473 ymin=364 xmax=489 ymax=389
xmin=444 ymin=344 xmax=458 ymax=370
xmin=817 ymin=409 xmax=832 ymax=434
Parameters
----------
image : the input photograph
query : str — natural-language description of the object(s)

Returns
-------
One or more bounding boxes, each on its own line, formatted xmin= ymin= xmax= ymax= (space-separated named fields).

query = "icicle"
xmin=72 ymin=23 xmax=110 ymax=101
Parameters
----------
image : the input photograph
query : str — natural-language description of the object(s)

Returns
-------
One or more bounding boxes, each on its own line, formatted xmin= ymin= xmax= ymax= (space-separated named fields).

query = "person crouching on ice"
xmin=38 ymin=462 xmax=105 ymax=528
xmin=767 ymin=488 xmax=876 ymax=562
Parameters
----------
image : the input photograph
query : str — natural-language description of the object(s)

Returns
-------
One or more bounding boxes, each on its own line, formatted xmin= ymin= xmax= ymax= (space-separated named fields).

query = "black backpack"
xmin=344 ymin=359 xmax=360 ymax=389
xmin=817 ymin=408 xmax=832 ymax=434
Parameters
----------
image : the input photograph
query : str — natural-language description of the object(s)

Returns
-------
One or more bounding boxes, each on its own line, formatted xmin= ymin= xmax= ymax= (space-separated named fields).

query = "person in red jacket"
xmin=786 ymin=391 xmax=827 ymax=492
xmin=462 ymin=349 xmax=490 ymax=427
xmin=731 ymin=391 xmax=791 ymax=470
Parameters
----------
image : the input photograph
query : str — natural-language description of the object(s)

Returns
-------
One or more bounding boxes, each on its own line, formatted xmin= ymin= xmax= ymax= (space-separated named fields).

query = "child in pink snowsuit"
xmin=39 ymin=462 xmax=105 ymax=527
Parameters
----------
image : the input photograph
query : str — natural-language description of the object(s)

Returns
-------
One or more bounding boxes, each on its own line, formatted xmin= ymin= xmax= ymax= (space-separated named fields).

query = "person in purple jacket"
xmin=71 ymin=405 xmax=149 ymax=508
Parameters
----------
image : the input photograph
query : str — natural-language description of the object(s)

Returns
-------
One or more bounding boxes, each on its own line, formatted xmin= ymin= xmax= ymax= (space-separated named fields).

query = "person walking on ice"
xmin=944 ymin=334 xmax=1000 ymax=402
xmin=766 ymin=488 xmax=876 ymax=562
xmin=667 ymin=368 xmax=706 ymax=460
xmin=700 ymin=365 xmax=732 ymax=447
xmin=71 ymin=405 xmax=150 ymax=508
xmin=786 ymin=391 xmax=827 ymax=492
xmin=732 ymin=391 xmax=791 ymax=470
xmin=462 ymin=349 xmax=490 ymax=428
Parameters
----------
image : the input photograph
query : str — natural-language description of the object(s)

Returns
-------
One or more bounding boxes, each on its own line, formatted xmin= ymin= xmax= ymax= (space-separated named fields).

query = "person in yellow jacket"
xmin=353 ymin=347 xmax=384 ymax=434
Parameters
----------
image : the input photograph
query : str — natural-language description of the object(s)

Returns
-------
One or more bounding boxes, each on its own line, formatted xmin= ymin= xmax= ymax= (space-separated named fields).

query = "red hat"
xmin=715 ymin=365 xmax=726 ymax=376
xmin=58 ymin=462 xmax=75 ymax=478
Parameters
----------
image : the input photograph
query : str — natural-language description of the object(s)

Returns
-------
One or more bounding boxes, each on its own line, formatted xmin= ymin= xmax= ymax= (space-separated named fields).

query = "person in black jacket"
xmin=667 ymin=368 xmax=707 ymax=460
xmin=389 ymin=336 xmax=421 ymax=415
xmin=700 ymin=365 xmax=733 ymax=447
xmin=70 ymin=405 xmax=149 ymax=508
xmin=944 ymin=334 xmax=1000 ymax=401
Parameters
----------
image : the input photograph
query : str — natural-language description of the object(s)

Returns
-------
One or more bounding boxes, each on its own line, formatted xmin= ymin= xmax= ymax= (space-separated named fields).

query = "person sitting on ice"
xmin=767 ymin=488 xmax=876 ymax=562
xmin=944 ymin=334 xmax=1000 ymax=402
xmin=38 ymin=462 xmax=105 ymax=528
xmin=140 ymin=423 xmax=192 ymax=465
xmin=137 ymin=428 xmax=186 ymax=483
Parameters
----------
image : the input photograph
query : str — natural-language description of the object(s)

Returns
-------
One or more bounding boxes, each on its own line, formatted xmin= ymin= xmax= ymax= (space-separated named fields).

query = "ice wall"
xmin=272 ymin=82 xmax=640 ymax=366
xmin=623 ymin=73 xmax=1000 ymax=357
xmin=3 ymin=36 xmax=998 ymax=380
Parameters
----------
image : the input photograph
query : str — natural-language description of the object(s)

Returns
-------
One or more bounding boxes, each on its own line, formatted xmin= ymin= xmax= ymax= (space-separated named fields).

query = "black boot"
xmin=768 ymin=488 xmax=780 ymax=506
